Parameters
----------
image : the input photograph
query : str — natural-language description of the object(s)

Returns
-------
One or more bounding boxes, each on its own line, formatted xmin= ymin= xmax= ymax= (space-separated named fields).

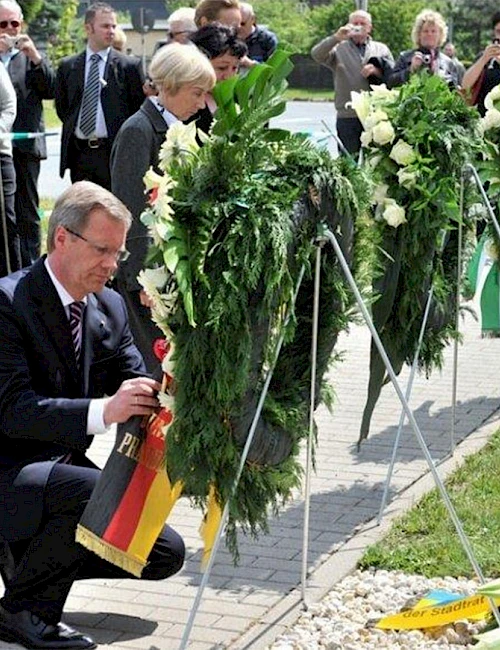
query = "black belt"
xmin=73 ymin=136 xmax=110 ymax=150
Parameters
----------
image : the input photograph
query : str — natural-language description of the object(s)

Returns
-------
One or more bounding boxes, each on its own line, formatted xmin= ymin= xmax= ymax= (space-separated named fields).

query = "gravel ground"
xmin=268 ymin=569 xmax=491 ymax=649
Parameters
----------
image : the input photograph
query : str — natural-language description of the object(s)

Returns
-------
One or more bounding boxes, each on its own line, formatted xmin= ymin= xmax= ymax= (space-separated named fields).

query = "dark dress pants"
xmin=1 ymin=462 xmax=185 ymax=624
xmin=0 ymin=152 xmax=21 ymax=277
xmin=69 ymin=137 xmax=112 ymax=190
xmin=13 ymin=149 xmax=42 ymax=267
xmin=336 ymin=116 xmax=363 ymax=155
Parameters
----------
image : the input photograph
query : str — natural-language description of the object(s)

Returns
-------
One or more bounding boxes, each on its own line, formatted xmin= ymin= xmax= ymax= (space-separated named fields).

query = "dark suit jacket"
xmin=110 ymin=98 xmax=168 ymax=291
xmin=387 ymin=49 xmax=458 ymax=88
xmin=8 ymin=51 xmax=55 ymax=159
xmin=55 ymin=48 xmax=145 ymax=177
xmin=0 ymin=257 xmax=146 ymax=541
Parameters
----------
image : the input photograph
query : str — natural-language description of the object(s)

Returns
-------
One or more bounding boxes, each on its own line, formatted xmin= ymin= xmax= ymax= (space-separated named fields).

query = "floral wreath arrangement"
xmin=467 ymin=84 xmax=500 ymax=337
xmin=138 ymin=50 xmax=371 ymax=558
xmin=350 ymin=74 xmax=482 ymax=444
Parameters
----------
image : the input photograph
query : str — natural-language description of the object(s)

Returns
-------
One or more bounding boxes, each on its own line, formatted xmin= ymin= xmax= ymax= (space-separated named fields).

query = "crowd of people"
xmin=0 ymin=1 xmax=495 ymax=649
xmin=311 ymin=7 xmax=492 ymax=154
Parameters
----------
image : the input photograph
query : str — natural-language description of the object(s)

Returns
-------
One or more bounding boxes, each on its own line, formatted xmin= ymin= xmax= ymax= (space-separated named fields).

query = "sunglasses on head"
xmin=0 ymin=20 xmax=20 ymax=29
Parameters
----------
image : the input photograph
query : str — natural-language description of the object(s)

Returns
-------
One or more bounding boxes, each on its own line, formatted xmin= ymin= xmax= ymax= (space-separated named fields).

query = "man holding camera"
xmin=0 ymin=0 xmax=55 ymax=268
xmin=311 ymin=10 xmax=393 ymax=155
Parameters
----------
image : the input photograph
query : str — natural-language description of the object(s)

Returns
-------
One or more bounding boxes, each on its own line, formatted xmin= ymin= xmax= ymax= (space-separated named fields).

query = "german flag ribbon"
xmin=76 ymin=397 xmax=182 ymax=577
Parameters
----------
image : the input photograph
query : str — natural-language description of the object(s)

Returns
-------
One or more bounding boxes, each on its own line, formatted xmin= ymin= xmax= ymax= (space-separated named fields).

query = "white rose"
xmin=389 ymin=140 xmax=416 ymax=166
xmin=365 ymin=109 xmax=389 ymax=129
xmin=372 ymin=183 xmax=389 ymax=205
xmin=372 ymin=120 xmax=395 ymax=146
xmin=370 ymin=83 xmax=397 ymax=102
xmin=396 ymin=167 xmax=418 ymax=189
xmin=347 ymin=90 xmax=372 ymax=126
xmin=360 ymin=128 xmax=373 ymax=147
xmin=368 ymin=153 xmax=383 ymax=169
xmin=481 ymin=108 xmax=500 ymax=132
xmin=484 ymin=84 xmax=500 ymax=112
xmin=382 ymin=200 xmax=406 ymax=227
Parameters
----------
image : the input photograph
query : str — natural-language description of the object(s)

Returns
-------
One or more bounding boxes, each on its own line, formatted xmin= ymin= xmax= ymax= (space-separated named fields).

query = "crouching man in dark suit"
xmin=0 ymin=181 xmax=185 ymax=650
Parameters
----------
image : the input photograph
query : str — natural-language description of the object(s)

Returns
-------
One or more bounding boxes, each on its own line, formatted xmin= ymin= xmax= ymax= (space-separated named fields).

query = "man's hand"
xmin=0 ymin=34 xmax=14 ymax=54
xmin=482 ymin=43 xmax=500 ymax=68
xmin=335 ymin=23 xmax=352 ymax=41
xmin=16 ymin=35 xmax=42 ymax=65
xmin=410 ymin=52 xmax=425 ymax=73
xmin=239 ymin=55 xmax=258 ymax=69
xmin=361 ymin=63 xmax=381 ymax=79
xmin=103 ymin=377 xmax=162 ymax=425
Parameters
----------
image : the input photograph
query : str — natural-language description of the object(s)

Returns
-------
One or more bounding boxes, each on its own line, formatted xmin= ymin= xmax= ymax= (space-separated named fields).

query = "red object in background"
xmin=153 ymin=338 xmax=170 ymax=361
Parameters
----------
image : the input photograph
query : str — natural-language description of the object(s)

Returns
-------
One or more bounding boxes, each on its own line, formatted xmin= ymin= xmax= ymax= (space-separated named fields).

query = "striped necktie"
xmin=79 ymin=53 xmax=101 ymax=137
xmin=69 ymin=301 xmax=85 ymax=366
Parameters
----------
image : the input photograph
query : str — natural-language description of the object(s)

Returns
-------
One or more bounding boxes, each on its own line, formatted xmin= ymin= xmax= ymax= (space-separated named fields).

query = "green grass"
xmin=43 ymin=100 xmax=61 ymax=131
xmin=358 ymin=429 xmax=500 ymax=579
xmin=284 ymin=87 xmax=334 ymax=102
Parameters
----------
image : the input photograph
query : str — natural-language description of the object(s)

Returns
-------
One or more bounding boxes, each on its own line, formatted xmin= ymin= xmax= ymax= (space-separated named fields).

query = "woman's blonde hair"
xmin=148 ymin=42 xmax=216 ymax=94
xmin=411 ymin=9 xmax=448 ymax=48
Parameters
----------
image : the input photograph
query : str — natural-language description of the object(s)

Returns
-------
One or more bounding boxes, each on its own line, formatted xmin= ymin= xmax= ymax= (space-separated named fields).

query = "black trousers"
xmin=0 ymin=152 xmax=21 ymax=278
xmin=1 ymin=462 xmax=185 ymax=624
xmin=13 ymin=149 xmax=41 ymax=267
xmin=336 ymin=117 xmax=363 ymax=155
xmin=69 ymin=137 xmax=112 ymax=190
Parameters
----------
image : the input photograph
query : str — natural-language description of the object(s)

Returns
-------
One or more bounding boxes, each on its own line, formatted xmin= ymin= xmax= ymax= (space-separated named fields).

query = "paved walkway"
xmin=2 ymin=307 xmax=500 ymax=650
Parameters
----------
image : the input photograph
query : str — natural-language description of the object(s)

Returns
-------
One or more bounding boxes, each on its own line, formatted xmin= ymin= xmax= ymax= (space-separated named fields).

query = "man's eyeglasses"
xmin=0 ymin=21 xmax=21 ymax=29
xmin=65 ymin=227 xmax=130 ymax=263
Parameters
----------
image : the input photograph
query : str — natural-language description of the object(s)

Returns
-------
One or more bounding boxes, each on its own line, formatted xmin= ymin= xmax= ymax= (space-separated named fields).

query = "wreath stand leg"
xmin=377 ymin=164 xmax=500 ymax=525
xmin=321 ymin=224 xmax=500 ymax=625
xmin=376 ymin=226 xmax=453 ymax=523
xmin=376 ymin=284 xmax=435 ymax=525
xmin=179 ymin=263 xmax=309 ymax=650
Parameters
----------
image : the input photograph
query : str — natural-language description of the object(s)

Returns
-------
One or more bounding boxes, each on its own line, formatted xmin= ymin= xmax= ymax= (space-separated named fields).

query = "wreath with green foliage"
xmin=350 ymin=74 xmax=482 ymax=444
xmin=138 ymin=51 xmax=371 ymax=557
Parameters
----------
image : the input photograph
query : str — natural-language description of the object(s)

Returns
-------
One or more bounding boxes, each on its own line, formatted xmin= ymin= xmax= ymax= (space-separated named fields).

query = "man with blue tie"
xmin=0 ymin=181 xmax=185 ymax=649
xmin=55 ymin=2 xmax=145 ymax=190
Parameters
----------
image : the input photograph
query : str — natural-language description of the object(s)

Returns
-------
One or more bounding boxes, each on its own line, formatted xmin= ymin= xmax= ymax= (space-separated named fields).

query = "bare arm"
xmin=462 ymin=44 xmax=500 ymax=90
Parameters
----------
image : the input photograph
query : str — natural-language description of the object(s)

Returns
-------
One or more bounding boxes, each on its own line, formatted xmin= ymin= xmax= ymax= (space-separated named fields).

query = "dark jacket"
xmin=245 ymin=25 xmax=278 ymax=62
xmin=8 ymin=51 xmax=55 ymax=159
xmin=0 ymin=258 xmax=145 ymax=540
xmin=110 ymin=98 xmax=168 ymax=292
xmin=388 ymin=49 xmax=458 ymax=88
xmin=55 ymin=48 xmax=145 ymax=177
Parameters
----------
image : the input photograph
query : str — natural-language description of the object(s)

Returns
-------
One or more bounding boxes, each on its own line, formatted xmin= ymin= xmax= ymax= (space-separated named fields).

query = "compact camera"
xmin=350 ymin=25 xmax=363 ymax=35
xmin=3 ymin=35 xmax=18 ymax=49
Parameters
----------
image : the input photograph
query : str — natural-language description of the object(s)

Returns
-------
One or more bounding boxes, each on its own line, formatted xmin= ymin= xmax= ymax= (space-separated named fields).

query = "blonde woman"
xmin=388 ymin=9 xmax=458 ymax=88
xmin=110 ymin=43 xmax=216 ymax=369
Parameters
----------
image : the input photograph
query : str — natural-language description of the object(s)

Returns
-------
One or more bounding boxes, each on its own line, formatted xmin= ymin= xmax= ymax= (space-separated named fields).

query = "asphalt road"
xmin=38 ymin=100 xmax=337 ymax=200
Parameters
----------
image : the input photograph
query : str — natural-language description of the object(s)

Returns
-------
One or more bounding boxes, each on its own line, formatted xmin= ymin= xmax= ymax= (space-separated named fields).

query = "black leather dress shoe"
xmin=0 ymin=605 xmax=96 ymax=649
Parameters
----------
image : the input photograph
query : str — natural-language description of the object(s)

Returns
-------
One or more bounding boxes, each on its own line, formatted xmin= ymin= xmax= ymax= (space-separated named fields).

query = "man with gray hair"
xmin=0 ymin=0 xmax=55 ymax=267
xmin=154 ymin=6 xmax=197 ymax=51
xmin=311 ymin=9 xmax=393 ymax=154
xmin=0 ymin=181 xmax=185 ymax=649
xmin=238 ymin=2 xmax=277 ymax=64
